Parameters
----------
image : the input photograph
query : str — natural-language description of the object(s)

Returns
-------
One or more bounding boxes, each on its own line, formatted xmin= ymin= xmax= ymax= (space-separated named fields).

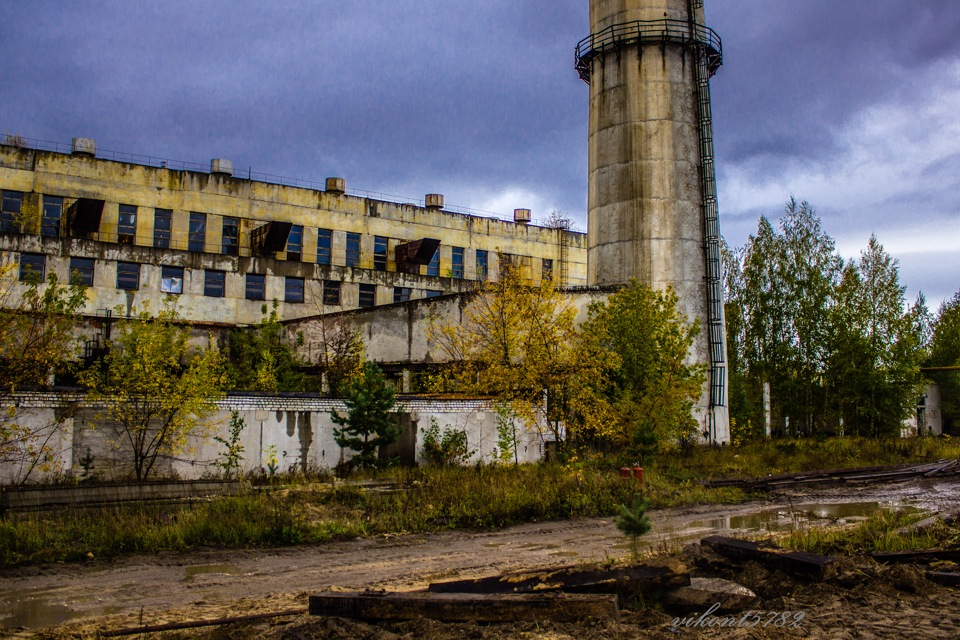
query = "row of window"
xmin=0 ymin=191 xmax=506 ymax=278
xmin=17 ymin=252 xmax=446 ymax=307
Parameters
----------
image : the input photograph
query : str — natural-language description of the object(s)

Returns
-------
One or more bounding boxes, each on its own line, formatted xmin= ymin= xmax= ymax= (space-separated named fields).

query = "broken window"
xmin=189 ymin=212 xmax=206 ymax=252
xmin=285 ymin=276 xmax=305 ymax=303
xmin=374 ymin=236 xmax=388 ymax=271
xmin=1 ymin=190 xmax=22 ymax=233
xmin=245 ymin=273 xmax=265 ymax=300
xmin=425 ymin=289 xmax=443 ymax=298
xmin=160 ymin=265 xmax=184 ymax=294
xmin=19 ymin=253 xmax=45 ymax=283
xmin=154 ymin=209 xmax=172 ymax=248
xmin=116 ymin=262 xmax=140 ymax=290
xmin=287 ymin=224 xmax=303 ymax=261
xmin=476 ymin=250 xmax=488 ymax=280
xmin=70 ymin=257 xmax=95 ymax=287
xmin=426 ymin=247 xmax=439 ymax=277
xmin=317 ymin=228 xmax=332 ymax=265
xmin=118 ymin=204 xmax=137 ymax=244
xmin=204 ymin=270 xmax=226 ymax=298
xmin=451 ymin=246 xmax=464 ymax=279
xmin=358 ymin=283 xmax=376 ymax=308
xmin=323 ymin=279 xmax=341 ymax=306
xmin=393 ymin=286 xmax=411 ymax=303
xmin=542 ymin=258 xmax=554 ymax=281
xmin=222 ymin=217 xmax=239 ymax=255
xmin=41 ymin=195 xmax=62 ymax=238
xmin=345 ymin=232 xmax=361 ymax=267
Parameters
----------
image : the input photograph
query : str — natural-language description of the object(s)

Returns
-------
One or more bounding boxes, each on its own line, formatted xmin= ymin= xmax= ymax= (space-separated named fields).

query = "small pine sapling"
xmin=616 ymin=495 xmax=652 ymax=560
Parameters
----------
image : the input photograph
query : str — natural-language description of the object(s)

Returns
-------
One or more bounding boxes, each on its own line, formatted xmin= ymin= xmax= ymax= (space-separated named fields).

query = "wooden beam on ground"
xmin=870 ymin=549 xmax=960 ymax=564
xmin=427 ymin=558 xmax=689 ymax=595
xmin=98 ymin=609 xmax=306 ymax=637
xmin=701 ymin=535 xmax=838 ymax=579
xmin=925 ymin=571 xmax=960 ymax=587
xmin=308 ymin=591 xmax=619 ymax=623
xmin=893 ymin=507 xmax=960 ymax=537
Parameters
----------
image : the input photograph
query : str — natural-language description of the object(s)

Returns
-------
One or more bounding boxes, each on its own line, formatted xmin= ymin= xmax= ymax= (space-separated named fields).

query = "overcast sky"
xmin=1 ymin=0 xmax=958 ymax=307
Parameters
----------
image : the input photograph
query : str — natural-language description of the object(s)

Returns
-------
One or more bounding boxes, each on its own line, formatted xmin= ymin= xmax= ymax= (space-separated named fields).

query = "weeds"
xmin=783 ymin=508 xmax=960 ymax=555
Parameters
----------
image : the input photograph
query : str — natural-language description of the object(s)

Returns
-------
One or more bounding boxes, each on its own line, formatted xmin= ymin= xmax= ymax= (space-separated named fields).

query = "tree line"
xmin=724 ymin=197 xmax=959 ymax=439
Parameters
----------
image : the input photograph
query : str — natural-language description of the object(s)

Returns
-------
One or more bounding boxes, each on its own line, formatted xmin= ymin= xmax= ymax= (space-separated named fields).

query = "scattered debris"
xmin=703 ymin=460 xmax=960 ymax=491
xmin=663 ymin=576 xmax=758 ymax=613
xmin=308 ymin=591 xmax=620 ymax=623
xmin=701 ymin=535 xmax=838 ymax=579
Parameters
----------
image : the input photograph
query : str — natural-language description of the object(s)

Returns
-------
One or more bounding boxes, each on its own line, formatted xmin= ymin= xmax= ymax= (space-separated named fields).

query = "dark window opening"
xmin=19 ymin=253 xmax=45 ymax=283
xmin=41 ymin=196 xmax=62 ymax=238
xmin=70 ymin=257 xmax=95 ymax=287
xmin=116 ymin=262 xmax=140 ymax=290
xmin=204 ymin=270 xmax=226 ymax=297
xmin=245 ymin=273 xmax=265 ymax=300
xmin=393 ymin=287 xmax=411 ymax=303
xmin=374 ymin=236 xmax=388 ymax=271
xmin=542 ymin=258 xmax=554 ymax=281
xmin=154 ymin=209 xmax=172 ymax=248
xmin=452 ymin=246 xmax=464 ymax=279
xmin=426 ymin=248 xmax=439 ymax=277
xmin=222 ymin=217 xmax=239 ymax=255
xmin=358 ymin=283 xmax=376 ymax=308
xmin=161 ymin=265 xmax=184 ymax=294
xmin=345 ymin=232 xmax=361 ymax=267
xmin=286 ymin=225 xmax=303 ymax=261
xmin=189 ymin=212 xmax=206 ymax=252
xmin=317 ymin=228 xmax=332 ymax=265
xmin=425 ymin=289 xmax=443 ymax=298
xmin=285 ymin=276 xmax=305 ymax=303
xmin=118 ymin=204 xmax=137 ymax=244
xmin=1 ymin=190 xmax=23 ymax=233
xmin=476 ymin=249 xmax=488 ymax=281
xmin=323 ymin=280 xmax=341 ymax=306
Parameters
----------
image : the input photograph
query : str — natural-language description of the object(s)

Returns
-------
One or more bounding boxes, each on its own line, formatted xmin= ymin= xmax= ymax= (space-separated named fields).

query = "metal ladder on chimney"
xmin=690 ymin=0 xmax=726 ymax=434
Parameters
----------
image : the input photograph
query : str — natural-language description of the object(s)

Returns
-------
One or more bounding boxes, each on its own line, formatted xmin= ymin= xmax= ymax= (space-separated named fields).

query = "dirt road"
xmin=2 ymin=476 xmax=958 ymax=635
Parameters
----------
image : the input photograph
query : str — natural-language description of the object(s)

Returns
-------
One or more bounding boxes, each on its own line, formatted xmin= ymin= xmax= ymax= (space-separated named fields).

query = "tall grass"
xmin=784 ymin=508 xmax=960 ymax=555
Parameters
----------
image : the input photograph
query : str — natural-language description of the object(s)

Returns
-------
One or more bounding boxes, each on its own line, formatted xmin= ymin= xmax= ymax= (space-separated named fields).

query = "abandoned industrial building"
xmin=0 ymin=138 xmax=587 ymax=328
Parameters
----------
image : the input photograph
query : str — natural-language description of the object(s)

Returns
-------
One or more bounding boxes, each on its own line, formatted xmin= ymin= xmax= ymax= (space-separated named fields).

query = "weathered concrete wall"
xmin=0 ymin=392 xmax=545 ymax=484
xmin=902 ymin=384 xmax=943 ymax=437
xmin=0 ymin=144 xmax=587 ymax=326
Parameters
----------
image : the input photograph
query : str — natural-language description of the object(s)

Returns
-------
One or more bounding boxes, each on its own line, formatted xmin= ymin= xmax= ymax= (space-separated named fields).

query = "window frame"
xmin=188 ymin=212 xmax=207 ymax=252
xmin=322 ymin=279 xmax=341 ymax=306
xmin=1 ymin=190 xmax=23 ymax=233
xmin=426 ymin=247 xmax=440 ymax=277
xmin=154 ymin=208 xmax=172 ymax=248
xmin=476 ymin=249 xmax=488 ymax=281
xmin=285 ymin=276 xmax=305 ymax=303
xmin=41 ymin=195 xmax=63 ymax=238
xmin=160 ymin=265 xmax=184 ymax=294
xmin=286 ymin=224 xmax=303 ymax=261
xmin=221 ymin=216 xmax=239 ymax=255
xmin=451 ymin=246 xmax=464 ymax=279
xmin=69 ymin=257 xmax=95 ymax=287
xmin=245 ymin=273 xmax=266 ymax=300
xmin=116 ymin=262 xmax=141 ymax=291
xmin=19 ymin=253 xmax=45 ymax=283
xmin=204 ymin=270 xmax=226 ymax=298
xmin=345 ymin=232 xmax=361 ymax=267
xmin=373 ymin=236 xmax=388 ymax=271
xmin=542 ymin=258 xmax=554 ymax=281
xmin=393 ymin=286 xmax=411 ymax=303
xmin=117 ymin=204 xmax=137 ymax=244
xmin=316 ymin=228 xmax=332 ymax=265
xmin=358 ymin=283 xmax=377 ymax=308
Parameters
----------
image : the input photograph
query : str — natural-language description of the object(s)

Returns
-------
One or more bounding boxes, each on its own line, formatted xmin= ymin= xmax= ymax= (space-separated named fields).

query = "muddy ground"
xmin=2 ymin=477 xmax=959 ymax=639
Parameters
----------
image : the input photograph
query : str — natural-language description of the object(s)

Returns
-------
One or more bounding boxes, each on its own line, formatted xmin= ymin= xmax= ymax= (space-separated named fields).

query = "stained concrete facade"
xmin=0 ymin=391 xmax=544 ymax=484
xmin=0 ymin=143 xmax=586 ymax=327
xmin=581 ymin=0 xmax=730 ymax=442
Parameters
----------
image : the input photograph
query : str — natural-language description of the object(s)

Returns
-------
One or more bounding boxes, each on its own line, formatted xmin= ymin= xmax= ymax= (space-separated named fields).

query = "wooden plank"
xmin=925 ymin=571 xmax=960 ymax=587
xmin=428 ymin=559 xmax=689 ymax=595
xmin=308 ymin=591 xmax=619 ymax=623
xmin=98 ymin=609 xmax=306 ymax=637
xmin=893 ymin=507 xmax=960 ymax=537
xmin=870 ymin=549 xmax=960 ymax=564
xmin=701 ymin=535 xmax=838 ymax=579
